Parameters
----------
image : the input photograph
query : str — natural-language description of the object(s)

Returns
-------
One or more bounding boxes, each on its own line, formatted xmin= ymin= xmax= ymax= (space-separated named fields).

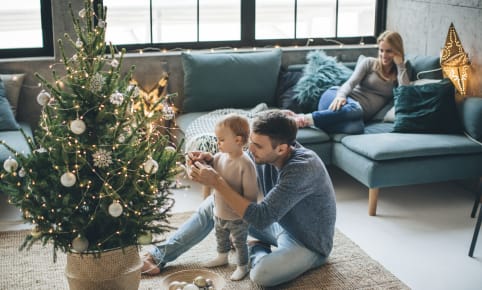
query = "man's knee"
xmin=249 ymin=263 xmax=279 ymax=287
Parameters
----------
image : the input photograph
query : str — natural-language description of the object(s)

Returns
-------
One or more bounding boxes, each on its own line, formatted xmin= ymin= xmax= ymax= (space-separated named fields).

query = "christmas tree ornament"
xmin=75 ymin=38 xmax=83 ymax=48
xmin=164 ymin=146 xmax=176 ymax=153
xmin=36 ymin=90 xmax=51 ymax=106
xmin=108 ymin=202 xmax=123 ymax=217
xmin=18 ymin=167 xmax=26 ymax=177
xmin=30 ymin=227 xmax=42 ymax=239
xmin=109 ymin=91 xmax=124 ymax=105
xmin=72 ymin=235 xmax=89 ymax=252
xmin=92 ymin=149 xmax=113 ymax=168
xmin=136 ymin=232 xmax=152 ymax=245
xmin=60 ymin=172 xmax=76 ymax=187
xmin=70 ymin=119 xmax=86 ymax=135
xmin=3 ymin=157 xmax=18 ymax=173
xmin=143 ymin=158 xmax=159 ymax=174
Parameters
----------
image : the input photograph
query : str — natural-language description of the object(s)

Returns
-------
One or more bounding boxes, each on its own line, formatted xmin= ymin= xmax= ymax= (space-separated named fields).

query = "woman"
xmin=291 ymin=31 xmax=410 ymax=134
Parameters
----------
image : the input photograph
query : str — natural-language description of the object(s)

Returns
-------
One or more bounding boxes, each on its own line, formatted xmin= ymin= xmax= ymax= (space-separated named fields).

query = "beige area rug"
xmin=0 ymin=212 xmax=409 ymax=290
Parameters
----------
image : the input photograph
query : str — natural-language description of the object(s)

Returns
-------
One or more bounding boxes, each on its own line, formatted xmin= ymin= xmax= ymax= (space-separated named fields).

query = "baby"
xmin=201 ymin=113 xmax=258 ymax=281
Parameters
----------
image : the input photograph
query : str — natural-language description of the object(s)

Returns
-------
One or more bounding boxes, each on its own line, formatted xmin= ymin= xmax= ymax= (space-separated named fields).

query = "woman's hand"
xmin=190 ymin=161 xmax=220 ymax=187
xmin=328 ymin=97 xmax=347 ymax=111
xmin=393 ymin=54 xmax=403 ymax=65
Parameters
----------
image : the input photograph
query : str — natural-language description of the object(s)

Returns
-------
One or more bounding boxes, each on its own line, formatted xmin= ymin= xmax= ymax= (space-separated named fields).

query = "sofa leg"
xmin=368 ymin=188 xmax=379 ymax=216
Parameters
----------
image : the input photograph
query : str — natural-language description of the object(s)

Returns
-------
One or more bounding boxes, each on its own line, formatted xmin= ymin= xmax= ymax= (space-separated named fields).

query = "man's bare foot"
xmin=141 ymin=253 xmax=161 ymax=275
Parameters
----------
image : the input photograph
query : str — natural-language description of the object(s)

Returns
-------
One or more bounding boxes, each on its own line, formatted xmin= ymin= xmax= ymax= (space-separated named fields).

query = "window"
xmin=102 ymin=0 xmax=385 ymax=51
xmin=0 ymin=0 xmax=53 ymax=59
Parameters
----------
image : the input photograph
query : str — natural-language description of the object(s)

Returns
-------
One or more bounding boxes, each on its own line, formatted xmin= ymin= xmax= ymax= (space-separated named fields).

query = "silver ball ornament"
xmin=3 ymin=157 xmax=18 ymax=173
xmin=72 ymin=236 xmax=89 ymax=252
xmin=143 ymin=158 xmax=159 ymax=174
xmin=108 ymin=202 xmax=123 ymax=217
xmin=70 ymin=119 xmax=86 ymax=135
xmin=60 ymin=172 xmax=76 ymax=187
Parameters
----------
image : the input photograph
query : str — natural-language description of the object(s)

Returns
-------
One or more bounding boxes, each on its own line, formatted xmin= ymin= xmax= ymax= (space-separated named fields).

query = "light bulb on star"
xmin=3 ymin=157 xmax=18 ymax=173
xmin=108 ymin=202 xmax=123 ymax=217
xmin=70 ymin=119 xmax=86 ymax=135
xmin=72 ymin=235 xmax=89 ymax=252
xmin=60 ymin=172 xmax=76 ymax=187
xmin=143 ymin=158 xmax=159 ymax=174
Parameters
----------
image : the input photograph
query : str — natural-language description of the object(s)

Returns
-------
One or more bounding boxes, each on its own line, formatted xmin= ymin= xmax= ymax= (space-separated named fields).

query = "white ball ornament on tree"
xmin=60 ymin=172 xmax=76 ymax=187
xmin=143 ymin=158 xmax=159 ymax=174
xmin=72 ymin=235 xmax=89 ymax=252
xmin=108 ymin=202 xmax=123 ymax=217
xmin=36 ymin=90 xmax=51 ymax=106
xmin=164 ymin=146 xmax=176 ymax=153
xmin=3 ymin=157 xmax=18 ymax=173
xmin=30 ymin=227 xmax=42 ymax=239
xmin=137 ymin=232 xmax=153 ymax=245
xmin=70 ymin=119 xmax=86 ymax=135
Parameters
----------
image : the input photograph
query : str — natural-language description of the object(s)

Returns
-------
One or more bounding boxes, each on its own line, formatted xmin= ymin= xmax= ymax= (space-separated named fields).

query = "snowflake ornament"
xmin=89 ymin=73 xmax=105 ymax=93
xmin=92 ymin=149 xmax=113 ymax=168
xmin=109 ymin=91 xmax=124 ymax=105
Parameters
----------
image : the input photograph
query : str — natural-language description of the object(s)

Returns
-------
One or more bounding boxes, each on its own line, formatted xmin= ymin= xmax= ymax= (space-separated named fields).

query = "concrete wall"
xmin=386 ymin=0 xmax=482 ymax=95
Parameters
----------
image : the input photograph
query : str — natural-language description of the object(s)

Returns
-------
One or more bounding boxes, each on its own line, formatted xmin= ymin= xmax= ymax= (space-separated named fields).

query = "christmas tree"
xmin=0 ymin=0 xmax=183 ymax=260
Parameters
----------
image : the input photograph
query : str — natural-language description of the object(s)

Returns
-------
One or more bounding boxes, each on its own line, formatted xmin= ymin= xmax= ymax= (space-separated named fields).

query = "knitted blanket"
xmin=184 ymin=103 xmax=269 ymax=154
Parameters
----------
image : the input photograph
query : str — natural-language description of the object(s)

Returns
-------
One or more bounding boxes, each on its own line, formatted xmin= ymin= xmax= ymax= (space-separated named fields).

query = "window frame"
xmin=0 ymin=0 xmax=54 ymax=59
xmin=100 ymin=0 xmax=386 ymax=52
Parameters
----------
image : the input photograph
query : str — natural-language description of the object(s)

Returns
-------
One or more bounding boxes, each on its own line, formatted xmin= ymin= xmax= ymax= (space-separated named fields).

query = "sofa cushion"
xmin=296 ymin=127 xmax=331 ymax=144
xmin=0 ymin=73 xmax=25 ymax=117
xmin=461 ymin=97 xmax=482 ymax=142
xmin=276 ymin=69 xmax=303 ymax=113
xmin=182 ymin=49 xmax=282 ymax=112
xmin=0 ymin=79 xmax=20 ymax=131
xmin=292 ymin=50 xmax=352 ymax=113
xmin=393 ymin=79 xmax=463 ymax=134
xmin=406 ymin=55 xmax=443 ymax=81
xmin=341 ymin=133 xmax=482 ymax=161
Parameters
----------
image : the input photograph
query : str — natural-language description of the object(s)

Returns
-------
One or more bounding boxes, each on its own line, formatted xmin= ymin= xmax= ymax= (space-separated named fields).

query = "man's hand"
xmin=186 ymin=151 xmax=213 ymax=166
xmin=190 ymin=161 xmax=220 ymax=187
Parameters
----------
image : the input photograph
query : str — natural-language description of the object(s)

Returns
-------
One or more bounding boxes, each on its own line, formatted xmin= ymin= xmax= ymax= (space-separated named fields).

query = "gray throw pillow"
xmin=0 ymin=79 xmax=20 ymax=131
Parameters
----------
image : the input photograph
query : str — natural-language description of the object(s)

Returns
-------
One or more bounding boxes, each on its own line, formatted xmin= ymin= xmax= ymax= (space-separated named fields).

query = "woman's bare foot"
xmin=141 ymin=253 xmax=161 ymax=275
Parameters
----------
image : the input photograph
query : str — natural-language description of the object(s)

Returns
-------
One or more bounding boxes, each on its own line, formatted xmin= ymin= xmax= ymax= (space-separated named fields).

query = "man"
xmin=143 ymin=110 xmax=336 ymax=287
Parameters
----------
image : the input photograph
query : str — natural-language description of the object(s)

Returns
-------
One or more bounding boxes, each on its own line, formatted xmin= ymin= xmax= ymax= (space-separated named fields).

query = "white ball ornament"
xmin=30 ymin=227 xmax=42 ymax=239
xmin=137 ymin=232 xmax=153 ymax=245
xmin=108 ymin=202 xmax=123 ymax=217
xmin=164 ymin=146 xmax=176 ymax=153
xmin=70 ymin=119 xmax=86 ymax=135
xmin=143 ymin=158 xmax=159 ymax=174
xmin=72 ymin=236 xmax=89 ymax=252
xmin=36 ymin=90 xmax=51 ymax=106
xmin=3 ymin=157 xmax=18 ymax=173
xmin=60 ymin=172 xmax=76 ymax=187
xmin=18 ymin=167 xmax=26 ymax=177
xmin=183 ymin=284 xmax=199 ymax=290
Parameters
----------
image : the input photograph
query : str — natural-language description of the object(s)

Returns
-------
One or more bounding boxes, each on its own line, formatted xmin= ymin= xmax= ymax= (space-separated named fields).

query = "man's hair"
xmin=216 ymin=113 xmax=250 ymax=145
xmin=251 ymin=110 xmax=297 ymax=148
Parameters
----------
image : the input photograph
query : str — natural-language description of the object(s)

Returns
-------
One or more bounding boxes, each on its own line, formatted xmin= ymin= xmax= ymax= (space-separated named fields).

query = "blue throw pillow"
xmin=0 ymin=79 xmax=20 ymax=131
xmin=182 ymin=49 xmax=282 ymax=112
xmin=393 ymin=78 xmax=462 ymax=134
xmin=292 ymin=50 xmax=352 ymax=113
xmin=406 ymin=55 xmax=443 ymax=81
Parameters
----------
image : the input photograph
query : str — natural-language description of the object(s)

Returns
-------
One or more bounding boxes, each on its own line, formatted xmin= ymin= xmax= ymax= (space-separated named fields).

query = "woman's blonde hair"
xmin=374 ymin=31 xmax=405 ymax=81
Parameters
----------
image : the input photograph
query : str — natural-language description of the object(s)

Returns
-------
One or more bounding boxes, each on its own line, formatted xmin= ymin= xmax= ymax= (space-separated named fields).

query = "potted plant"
xmin=0 ymin=1 xmax=183 ymax=289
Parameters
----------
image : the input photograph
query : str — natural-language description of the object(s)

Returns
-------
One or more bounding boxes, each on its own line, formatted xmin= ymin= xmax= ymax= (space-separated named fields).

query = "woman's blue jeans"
xmin=148 ymin=195 xmax=326 ymax=287
xmin=311 ymin=86 xmax=364 ymax=134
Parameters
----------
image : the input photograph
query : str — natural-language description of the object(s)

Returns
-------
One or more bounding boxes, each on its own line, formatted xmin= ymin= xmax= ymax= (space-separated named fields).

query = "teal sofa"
xmin=175 ymin=49 xmax=482 ymax=216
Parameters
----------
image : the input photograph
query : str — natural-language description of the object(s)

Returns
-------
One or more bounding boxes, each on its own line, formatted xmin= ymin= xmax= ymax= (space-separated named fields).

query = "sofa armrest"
xmin=462 ymin=97 xmax=482 ymax=142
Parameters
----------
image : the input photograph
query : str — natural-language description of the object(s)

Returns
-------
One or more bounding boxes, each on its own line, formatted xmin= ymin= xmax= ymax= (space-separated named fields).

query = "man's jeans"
xmin=311 ymin=86 xmax=364 ymax=134
xmin=148 ymin=195 xmax=326 ymax=287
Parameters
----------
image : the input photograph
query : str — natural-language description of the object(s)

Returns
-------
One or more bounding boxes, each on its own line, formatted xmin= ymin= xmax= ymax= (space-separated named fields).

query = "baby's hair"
xmin=216 ymin=114 xmax=250 ymax=146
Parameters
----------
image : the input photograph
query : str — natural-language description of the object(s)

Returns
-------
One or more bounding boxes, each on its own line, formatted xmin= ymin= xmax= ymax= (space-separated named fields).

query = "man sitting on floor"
xmin=143 ymin=110 xmax=337 ymax=287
